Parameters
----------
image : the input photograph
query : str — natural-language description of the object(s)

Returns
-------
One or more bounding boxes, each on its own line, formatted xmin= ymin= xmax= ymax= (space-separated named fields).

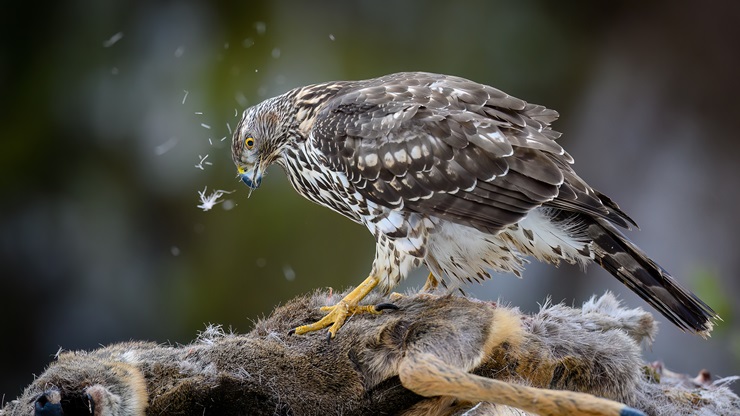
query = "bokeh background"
xmin=2 ymin=0 xmax=739 ymax=400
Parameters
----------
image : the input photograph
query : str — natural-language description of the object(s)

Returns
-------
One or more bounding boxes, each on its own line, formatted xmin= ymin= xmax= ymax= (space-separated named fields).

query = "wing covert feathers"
xmin=309 ymin=72 xmax=590 ymax=233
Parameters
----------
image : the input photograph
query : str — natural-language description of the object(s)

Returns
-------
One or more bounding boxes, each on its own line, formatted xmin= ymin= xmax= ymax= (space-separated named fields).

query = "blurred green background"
xmin=2 ymin=0 xmax=739 ymax=399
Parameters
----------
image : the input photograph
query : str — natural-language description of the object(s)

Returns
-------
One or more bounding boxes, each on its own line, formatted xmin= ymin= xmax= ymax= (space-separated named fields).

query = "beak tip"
xmin=240 ymin=173 xmax=261 ymax=189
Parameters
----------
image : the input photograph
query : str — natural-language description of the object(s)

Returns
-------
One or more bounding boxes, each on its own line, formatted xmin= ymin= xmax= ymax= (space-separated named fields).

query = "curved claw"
xmin=374 ymin=303 xmax=399 ymax=311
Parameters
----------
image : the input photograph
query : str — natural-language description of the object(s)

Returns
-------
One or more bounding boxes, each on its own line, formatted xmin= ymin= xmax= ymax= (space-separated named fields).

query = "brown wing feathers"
xmin=312 ymin=72 xmax=583 ymax=233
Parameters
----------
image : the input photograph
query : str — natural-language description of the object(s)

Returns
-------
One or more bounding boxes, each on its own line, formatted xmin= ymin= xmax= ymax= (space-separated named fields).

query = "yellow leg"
xmin=292 ymin=275 xmax=381 ymax=338
xmin=421 ymin=272 xmax=439 ymax=292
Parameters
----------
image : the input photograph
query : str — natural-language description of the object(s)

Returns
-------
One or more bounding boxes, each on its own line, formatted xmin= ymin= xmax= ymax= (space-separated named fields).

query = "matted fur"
xmin=2 ymin=290 xmax=736 ymax=416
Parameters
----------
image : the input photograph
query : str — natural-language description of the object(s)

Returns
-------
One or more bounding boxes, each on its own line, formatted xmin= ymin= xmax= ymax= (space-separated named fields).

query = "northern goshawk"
xmin=231 ymin=72 xmax=717 ymax=338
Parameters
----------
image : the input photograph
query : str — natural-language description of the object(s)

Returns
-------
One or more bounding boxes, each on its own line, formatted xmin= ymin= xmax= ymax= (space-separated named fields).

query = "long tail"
xmin=584 ymin=218 xmax=718 ymax=337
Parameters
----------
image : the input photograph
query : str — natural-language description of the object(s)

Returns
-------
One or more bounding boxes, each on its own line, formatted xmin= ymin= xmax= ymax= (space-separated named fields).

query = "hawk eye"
xmin=245 ymin=137 xmax=255 ymax=149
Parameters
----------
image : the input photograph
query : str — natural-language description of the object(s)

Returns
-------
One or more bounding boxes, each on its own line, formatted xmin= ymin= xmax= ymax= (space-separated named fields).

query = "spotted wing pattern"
xmin=310 ymin=72 xmax=633 ymax=234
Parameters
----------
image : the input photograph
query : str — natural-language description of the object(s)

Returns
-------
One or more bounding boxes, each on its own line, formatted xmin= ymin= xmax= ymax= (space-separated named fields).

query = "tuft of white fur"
xmin=581 ymin=292 xmax=657 ymax=345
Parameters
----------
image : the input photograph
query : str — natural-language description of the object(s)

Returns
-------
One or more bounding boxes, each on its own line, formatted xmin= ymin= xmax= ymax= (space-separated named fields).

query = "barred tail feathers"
xmin=586 ymin=219 xmax=718 ymax=337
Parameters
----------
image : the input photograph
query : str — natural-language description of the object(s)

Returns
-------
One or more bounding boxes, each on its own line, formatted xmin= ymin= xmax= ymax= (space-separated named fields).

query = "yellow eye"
xmin=245 ymin=137 xmax=255 ymax=149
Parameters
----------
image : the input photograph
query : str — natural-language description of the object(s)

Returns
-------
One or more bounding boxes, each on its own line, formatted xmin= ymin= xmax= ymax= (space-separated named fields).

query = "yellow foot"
xmin=291 ymin=302 xmax=379 ymax=338
xmin=290 ymin=275 xmax=397 ymax=338
xmin=421 ymin=272 xmax=439 ymax=292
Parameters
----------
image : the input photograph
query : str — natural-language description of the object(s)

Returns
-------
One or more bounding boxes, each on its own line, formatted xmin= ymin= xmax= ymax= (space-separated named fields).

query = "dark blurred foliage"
xmin=1 ymin=0 xmax=739 ymax=399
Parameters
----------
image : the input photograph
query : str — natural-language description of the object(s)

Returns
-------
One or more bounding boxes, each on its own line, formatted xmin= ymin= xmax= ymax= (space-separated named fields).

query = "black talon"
xmin=288 ymin=328 xmax=296 ymax=336
xmin=374 ymin=303 xmax=400 ymax=311
xmin=325 ymin=331 xmax=333 ymax=343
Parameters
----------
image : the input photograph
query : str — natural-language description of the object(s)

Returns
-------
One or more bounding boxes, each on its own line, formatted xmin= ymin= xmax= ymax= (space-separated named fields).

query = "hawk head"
xmin=231 ymin=98 xmax=294 ymax=190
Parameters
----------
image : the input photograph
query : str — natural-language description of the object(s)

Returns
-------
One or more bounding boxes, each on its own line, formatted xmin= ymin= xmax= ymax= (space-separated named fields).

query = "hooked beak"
xmin=237 ymin=165 xmax=262 ymax=189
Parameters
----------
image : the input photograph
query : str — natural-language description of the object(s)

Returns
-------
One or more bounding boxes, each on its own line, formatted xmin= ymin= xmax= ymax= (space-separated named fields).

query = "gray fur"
xmin=2 ymin=291 xmax=736 ymax=416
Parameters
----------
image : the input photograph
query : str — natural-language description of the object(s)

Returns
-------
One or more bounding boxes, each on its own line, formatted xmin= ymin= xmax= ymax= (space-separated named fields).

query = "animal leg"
xmin=398 ymin=352 xmax=644 ymax=416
